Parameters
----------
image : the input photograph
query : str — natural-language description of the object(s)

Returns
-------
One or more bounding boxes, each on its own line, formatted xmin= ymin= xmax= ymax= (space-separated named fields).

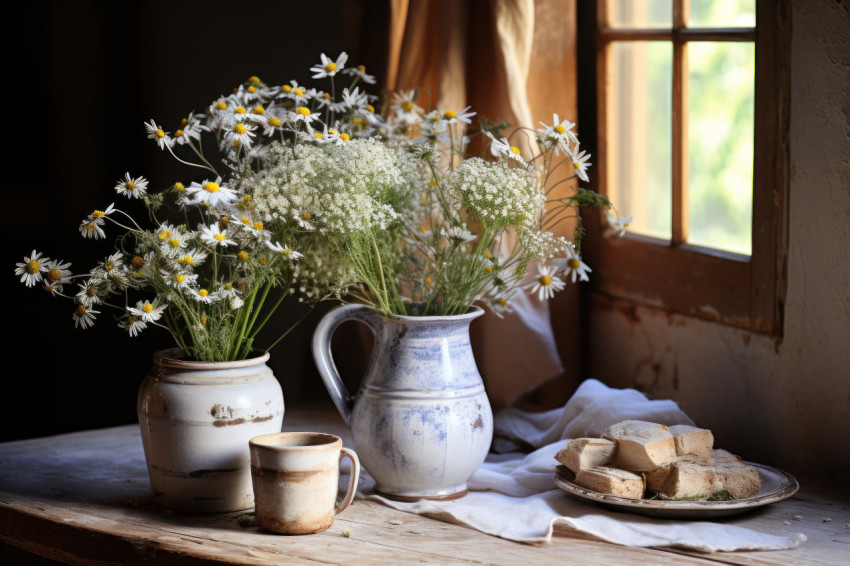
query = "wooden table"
xmin=1 ymin=408 xmax=848 ymax=565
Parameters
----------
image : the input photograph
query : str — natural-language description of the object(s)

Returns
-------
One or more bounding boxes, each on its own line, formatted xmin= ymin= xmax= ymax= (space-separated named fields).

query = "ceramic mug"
xmin=249 ymin=432 xmax=360 ymax=534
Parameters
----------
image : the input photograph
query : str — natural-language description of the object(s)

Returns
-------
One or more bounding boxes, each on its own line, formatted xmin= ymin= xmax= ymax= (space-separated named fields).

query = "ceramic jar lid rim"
xmin=152 ymin=348 xmax=270 ymax=370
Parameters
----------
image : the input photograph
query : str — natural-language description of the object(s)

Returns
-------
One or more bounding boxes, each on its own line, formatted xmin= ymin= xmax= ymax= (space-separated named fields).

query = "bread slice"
xmin=574 ymin=466 xmax=645 ymax=500
xmin=668 ymin=424 xmax=714 ymax=459
xmin=555 ymin=438 xmax=617 ymax=473
xmin=602 ymin=420 xmax=677 ymax=472
xmin=645 ymin=449 xmax=761 ymax=499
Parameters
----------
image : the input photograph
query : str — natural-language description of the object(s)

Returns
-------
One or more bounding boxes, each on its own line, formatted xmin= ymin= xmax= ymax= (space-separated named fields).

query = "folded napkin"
xmin=360 ymin=379 xmax=806 ymax=552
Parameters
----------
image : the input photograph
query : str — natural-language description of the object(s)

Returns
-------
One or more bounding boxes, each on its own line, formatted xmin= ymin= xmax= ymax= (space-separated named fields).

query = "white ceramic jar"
xmin=137 ymin=348 xmax=284 ymax=513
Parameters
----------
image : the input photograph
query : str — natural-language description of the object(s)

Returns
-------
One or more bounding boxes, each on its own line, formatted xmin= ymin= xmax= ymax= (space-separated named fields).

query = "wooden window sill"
xmin=0 ymin=406 xmax=846 ymax=565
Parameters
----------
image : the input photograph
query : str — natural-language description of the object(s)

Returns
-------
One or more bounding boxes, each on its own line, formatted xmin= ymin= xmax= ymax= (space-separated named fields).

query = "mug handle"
xmin=312 ymin=304 xmax=377 ymax=425
xmin=336 ymin=447 xmax=361 ymax=515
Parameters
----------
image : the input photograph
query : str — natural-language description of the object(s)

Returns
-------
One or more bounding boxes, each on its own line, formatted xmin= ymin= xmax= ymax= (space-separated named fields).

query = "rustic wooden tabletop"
xmin=0 ymin=407 xmax=847 ymax=565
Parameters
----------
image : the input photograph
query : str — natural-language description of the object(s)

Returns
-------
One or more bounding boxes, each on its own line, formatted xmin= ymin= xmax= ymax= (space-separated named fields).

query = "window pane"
xmin=689 ymin=0 xmax=755 ymax=27
xmin=687 ymin=42 xmax=754 ymax=255
xmin=609 ymin=42 xmax=672 ymax=240
xmin=609 ymin=0 xmax=672 ymax=28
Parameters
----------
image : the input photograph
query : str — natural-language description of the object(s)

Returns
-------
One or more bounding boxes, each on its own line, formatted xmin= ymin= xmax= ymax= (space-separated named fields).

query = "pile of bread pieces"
xmin=555 ymin=420 xmax=761 ymax=500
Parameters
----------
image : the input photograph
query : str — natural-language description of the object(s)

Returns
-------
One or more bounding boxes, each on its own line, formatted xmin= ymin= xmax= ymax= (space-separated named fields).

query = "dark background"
xmin=4 ymin=1 xmax=390 ymax=442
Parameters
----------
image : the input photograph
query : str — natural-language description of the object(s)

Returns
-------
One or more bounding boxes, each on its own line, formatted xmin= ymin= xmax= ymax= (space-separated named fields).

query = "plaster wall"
xmin=586 ymin=0 xmax=850 ymax=477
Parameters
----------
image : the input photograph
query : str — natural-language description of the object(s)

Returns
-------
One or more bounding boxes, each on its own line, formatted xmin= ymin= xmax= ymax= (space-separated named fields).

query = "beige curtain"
xmin=385 ymin=0 xmax=581 ymax=409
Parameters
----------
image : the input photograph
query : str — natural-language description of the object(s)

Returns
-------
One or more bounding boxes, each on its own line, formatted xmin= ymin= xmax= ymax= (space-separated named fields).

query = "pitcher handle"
xmin=312 ymin=304 xmax=376 ymax=426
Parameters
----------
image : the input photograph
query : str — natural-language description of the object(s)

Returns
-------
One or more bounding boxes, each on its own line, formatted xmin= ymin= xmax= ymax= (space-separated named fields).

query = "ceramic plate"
xmin=553 ymin=463 xmax=799 ymax=519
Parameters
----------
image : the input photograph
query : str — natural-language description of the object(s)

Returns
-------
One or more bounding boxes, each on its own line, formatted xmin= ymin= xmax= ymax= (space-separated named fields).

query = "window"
xmin=578 ymin=0 xmax=790 ymax=335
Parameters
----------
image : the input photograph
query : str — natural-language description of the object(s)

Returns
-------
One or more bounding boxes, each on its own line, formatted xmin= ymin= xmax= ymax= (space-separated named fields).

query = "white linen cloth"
xmin=358 ymin=379 xmax=806 ymax=552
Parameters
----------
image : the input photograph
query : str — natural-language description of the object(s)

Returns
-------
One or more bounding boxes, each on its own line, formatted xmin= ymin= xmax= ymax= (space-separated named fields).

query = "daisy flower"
xmin=15 ymin=250 xmax=48 ymax=287
xmin=439 ymin=106 xmax=476 ymax=126
xmin=537 ymin=113 xmax=578 ymax=145
xmin=391 ymin=90 xmax=424 ymax=123
xmin=118 ymin=314 xmax=147 ymax=337
xmin=441 ymin=225 xmax=477 ymax=244
xmin=294 ymin=211 xmax=315 ymax=231
xmin=41 ymin=259 xmax=73 ymax=294
xmin=606 ymin=212 xmax=633 ymax=237
xmin=128 ymin=299 xmax=167 ymax=323
xmin=223 ymin=122 xmax=256 ymax=149
xmin=343 ymin=64 xmax=376 ymax=84
xmin=289 ymin=106 xmax=320 ymax=128
xmin=570 ymin=144 xmax=592 ymax=183
xmin=73 ymin=304 xmax=99 ymax=329
xmin=199 ymin=223 xmax=236 ymax=247
xmin=187 ymin=177 xmax=238 ymax=207
xmin=144 ymin=119 xmax=174 ymax=150
xmin=176 ymin=248 xmax=209 ymax=270
xmin=115 ymin=173 xmax=149 ymax=199
xmin=525 ymin=264 xmax=566 ymax=301
xmin=80 ymin=203 xmax=116 ymax=238
xmin=76 ymin=279 xmax=104 ymax=307
xmin=310 ymin=52 xmax=348 ymax=79
xmin=214 ymin=282 xmax=240 ymax=301
xmin=266 ymin=241 xmax=303 ymax=259
xmin=189 ymin=288 xmax=218 ymax=304
xmin=563 ymin=249 xmax=592 ymax=283
xmin=485 ymin=132 xmax=525 ymax=164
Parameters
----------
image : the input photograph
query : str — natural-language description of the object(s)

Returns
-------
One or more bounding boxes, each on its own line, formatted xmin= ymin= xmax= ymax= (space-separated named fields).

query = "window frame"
xmin=578 ymin=0 xmax=791 ymax=335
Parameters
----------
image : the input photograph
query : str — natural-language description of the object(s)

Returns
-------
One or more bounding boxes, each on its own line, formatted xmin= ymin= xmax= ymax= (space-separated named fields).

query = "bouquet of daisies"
xmin=16 ymin=50 xmax=623 ymax=355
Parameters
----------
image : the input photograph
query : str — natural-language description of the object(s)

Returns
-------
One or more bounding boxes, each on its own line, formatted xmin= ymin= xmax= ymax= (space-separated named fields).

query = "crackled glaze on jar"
xmin=312 ymin=305 xmax=493 ymax=500
xmin=137 ymin=349 xmax=284 ymax=513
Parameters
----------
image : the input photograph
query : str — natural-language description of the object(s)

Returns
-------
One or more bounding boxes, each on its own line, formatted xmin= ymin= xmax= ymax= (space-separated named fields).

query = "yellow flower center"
xmin=238 ymin=251 xmax=250 ymax=261
xmin=486 ymin=265 xmax=493 ymax=273
xmin=296 ymin=107 xmax=311 ymax=116
xmin=86 ymin=222 xmax=95 ymax=231
xmin=253 ymin=105 xmax=265 ymax=115
xmin=314 ymin=132 xmax=323 ymax=139
xmin=199 ymin=289 xmax=209 ymax=297
xmin=282 ymin=85 xmax=293 ymax=93
xmin=540 ymin=275 xmax=552 ymax=286
xmin=510 ymin=146 xmax=521 ymax=155
xmin=168 ymin=238 xmax=180 ymax=248
xmin=174 ymin=182 xmax=185 ymax=192
xmin=268 ymin=116 xmax=282 ymax=127
xmin=179 ymin=255 xmax=194 ymax=265
xmin=573 ymin=161 xmax=582 ymax=170
xmin=214 ymin=234 xmax=226 ymax=241
xmin=497 ymin=298 xmax=507 ymax=307
xmin=200 ymin=315 xmax=207 ymax=326
xmin=159 ymin=230 xmax=170 ymax=240
xmin=353 ymin=117 xmax=363 ymax=125
xmin=220 ymin=216 xmax=230 ymax=225
xmin=329 ymin=129 xmax=337 ymax=135
xmin=180 ymin=118 xmax=189 ymax=127
xmin=484 ymin=252 xmax=493 ymax=259
xmin=323 ymin=92 xmax=331 ymax=99
xmin=92 ymin=209 xmax=105 ymax=218
xmin=418 ymin=226 xmax=427 ymax=234
xmin=428 ymin=180 xmax=437 ymax=187
xmin=253 ymin=221 xmax=263 ymax=231
xmin=104 ymin=261 xmax=115 ymax=272
xmin=175 ymin=129 xmax=185 ymax=137
xmin=401 ymin=101 xmax=414 ymax=112
xmin=444 ymin=110 xmax=457 ymax=120
xmin=143 ymin=304 xmax=153 ymax=313
xmin=258 ymin=257 xmax=267 ymax=266
xmin=567 ymin=258 xmax=580 ymax=269
xmin=233 ymin=124 xmax=247 ymax=135
xmin=241 ymin=217 xmax=251 ymax=225
xmin=365 ymin=104 xmax=375 ymax=113
xmin=75 ymin=305 xmax=87 ymax=317
xmin=357 ymin=65 xmax=366 ymax=72
xmin=249 ymin=75 xmax=260 ymax=84
xmin=175 ymin=274 xmax=186 ymax=283
xmin=235 ymin=106 xmax=247 ymax=115
xmin=282 ymin=248 xmax=291 ymax=255
xmin=554 ymin=124 xmax=565 ymax=134
xmin=126 ymin=181 xmax=136 ymax=190
xmin=339 ymin=133 xmax=350 ymax=141
xmin=300 ymin=212 xmax=311 ymax=221
xmin=204 ymin=181 xmax=220 ymax=193
xmin=248 ymin=85 xmax=256 ymax=93
xmin=217 ymin=101 xmax=228 ymax=110
xmin=132 ymin=256 xmax=145 ymax=268
xmin=232 ymin=139 xmax=242 ymax=147
xmin=46 ymin=268 xmax=61 ymax=282
xmin=325 ymin=62 xmax=337 ymax=72
xmin=424 ymin=277 xmax=432 ymax=286
xmin=155 ymin=129 xmax=165 ymax=138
